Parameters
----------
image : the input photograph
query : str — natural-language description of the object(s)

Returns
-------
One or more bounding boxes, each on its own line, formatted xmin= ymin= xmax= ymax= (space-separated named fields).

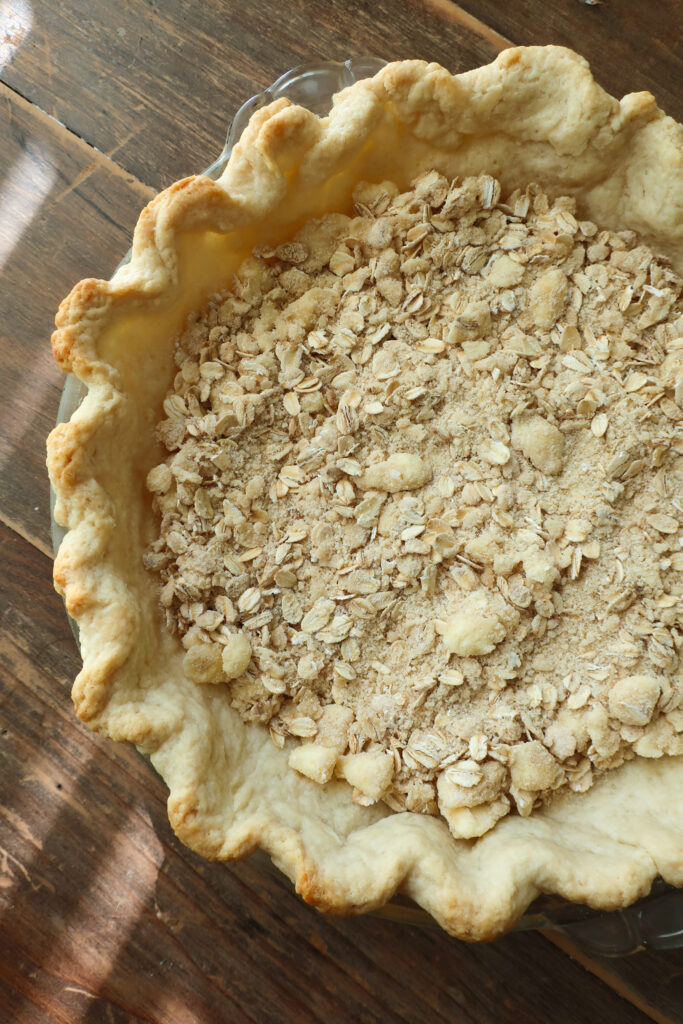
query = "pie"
xmin=47 ymin=46 xmax=683 ymax=939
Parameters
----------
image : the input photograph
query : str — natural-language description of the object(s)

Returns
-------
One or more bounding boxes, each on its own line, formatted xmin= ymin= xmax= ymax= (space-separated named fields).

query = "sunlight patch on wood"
xmin=0 ymin=0 xmax=32 ymax=71
xmin=0 ymin=140 xmax=56 ymax=272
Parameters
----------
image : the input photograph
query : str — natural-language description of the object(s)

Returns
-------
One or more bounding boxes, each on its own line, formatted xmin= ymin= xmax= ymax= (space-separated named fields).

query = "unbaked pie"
xmin=48 ymin=46 xmax=683 ymax=939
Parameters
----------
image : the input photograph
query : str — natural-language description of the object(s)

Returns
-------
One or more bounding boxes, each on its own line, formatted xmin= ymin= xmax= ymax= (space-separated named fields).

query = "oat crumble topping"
xmin=144 ymin=172 xmax=683 ymax=839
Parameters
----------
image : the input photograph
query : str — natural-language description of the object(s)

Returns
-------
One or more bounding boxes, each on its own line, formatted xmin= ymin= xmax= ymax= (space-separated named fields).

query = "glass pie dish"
xmin=50 ymin=57 xmax=683 ymax=956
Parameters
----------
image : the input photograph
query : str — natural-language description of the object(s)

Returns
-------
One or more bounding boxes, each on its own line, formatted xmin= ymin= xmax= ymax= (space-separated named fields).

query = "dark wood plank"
xmin=457 ymin=0 xmax=683 ymax=123
xmin=546 ymin=932 xmax=683 ymax=1024
xmin=0 ymin=522 xmax=656 ymax=1023
xmin=0 ymin=0 xmax=507 ymax=193
xmin=0 ymin=84 xmax=153 ymax=556
xmin=2 ymin=2 xmax=682 ymax=1018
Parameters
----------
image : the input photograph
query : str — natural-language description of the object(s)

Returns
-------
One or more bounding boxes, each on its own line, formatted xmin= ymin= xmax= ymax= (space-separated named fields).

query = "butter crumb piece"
xmin=288 ymin=743 xmax=338 ymax=784
xmin=184 ymin=642 xmax=224 ymax=684
xmin=438 ymin=589 xmax=508 ymax=656
xmin=222 ymin=632 xmax=252 ymax=679
xmin=336 ymin=750 xmax=394 ymax=802
xmin=511 ymin=414 xmax=565 ymax=475
xmin=522 ymin=547 xmax=559 ymax=586
xmin=529 ymin=268 xmax=568 ymax=328
xmin=509 ymin=741 xmax=561 ymax=791
xmin=359 ymin=453 xmax=432 ymax=493
xmin=608 ymin=675 xmax=662 ymax=727
xmin=438 ymin=798 xmax=510 ymax=839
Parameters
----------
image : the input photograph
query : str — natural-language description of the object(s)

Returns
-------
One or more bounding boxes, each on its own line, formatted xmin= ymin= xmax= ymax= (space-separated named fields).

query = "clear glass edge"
xmin=49 ymin=57 xmax=682 ymax=954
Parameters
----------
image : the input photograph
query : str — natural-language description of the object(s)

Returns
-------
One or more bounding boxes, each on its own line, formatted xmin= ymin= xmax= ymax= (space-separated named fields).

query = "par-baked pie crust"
xmin=47 ymin=46 xmax=683 ymax=939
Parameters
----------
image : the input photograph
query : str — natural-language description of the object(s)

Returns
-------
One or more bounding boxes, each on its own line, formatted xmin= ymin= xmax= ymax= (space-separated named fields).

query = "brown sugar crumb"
xmin=144 ymin=171 xmax=683 ymax=839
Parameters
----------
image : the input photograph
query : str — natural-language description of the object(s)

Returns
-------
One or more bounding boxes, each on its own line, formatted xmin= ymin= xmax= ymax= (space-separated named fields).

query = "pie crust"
xmin=47 ymin=46 xmax=683 ymax=939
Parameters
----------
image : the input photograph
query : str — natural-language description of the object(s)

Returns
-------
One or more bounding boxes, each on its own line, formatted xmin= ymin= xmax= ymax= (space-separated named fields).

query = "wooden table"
xmin=1 ymin=2 xmax=682 ymax=1021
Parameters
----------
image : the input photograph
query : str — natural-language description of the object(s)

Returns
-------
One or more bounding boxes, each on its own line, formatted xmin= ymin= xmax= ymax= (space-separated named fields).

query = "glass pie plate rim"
xmin=49 ymin=55 xmax=683 ymax=955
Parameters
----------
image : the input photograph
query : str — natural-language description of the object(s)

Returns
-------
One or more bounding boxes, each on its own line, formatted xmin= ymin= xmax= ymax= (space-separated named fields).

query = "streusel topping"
xmin=144 ymin=172 xmax=683 ymax=838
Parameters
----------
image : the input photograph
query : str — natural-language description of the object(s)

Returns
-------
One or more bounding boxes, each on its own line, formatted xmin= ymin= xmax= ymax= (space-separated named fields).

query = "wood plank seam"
xmin=2 ymin=17 xmax=680 ymax=1014
xmin=1 ymin=84 xmax=155 ymax=566
xmin=1 ymin=79 xmax=155 ymax=198
xmin=545 ymin=933 xmax=673 ymax=1024
xmin=415 ymin=0 xmax=514 ymax=51
xmin=3 ymin=524 xmax=663 ymax=1019
xmin=0 ymin=511 xmax=54 ymax=561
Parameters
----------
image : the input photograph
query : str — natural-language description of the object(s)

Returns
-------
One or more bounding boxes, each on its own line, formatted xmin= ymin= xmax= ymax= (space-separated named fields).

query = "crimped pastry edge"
xmin=47 ymin=46 xmax=683 ymax=939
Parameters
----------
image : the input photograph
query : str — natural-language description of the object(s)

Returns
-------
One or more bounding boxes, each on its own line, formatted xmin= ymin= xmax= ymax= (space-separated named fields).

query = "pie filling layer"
xmin=144 ymin=171 xmax=683 ymax=839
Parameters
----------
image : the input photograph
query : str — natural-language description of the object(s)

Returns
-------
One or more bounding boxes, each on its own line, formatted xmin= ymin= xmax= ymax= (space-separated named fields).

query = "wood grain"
xmin=0 ymin=522 xmax=656 ymax=1024
xmin=1 ymin=1 xmax=683 ymax=1020
xmin=0 ymin=84 xmax=153 ymax=556
xmin=0 ymin=0 xmax=504 ymax=192
xmin=456 ymin=0 xmax=683 ymax=123
xmin=547 ymin=932 xmax=683 ymax=1024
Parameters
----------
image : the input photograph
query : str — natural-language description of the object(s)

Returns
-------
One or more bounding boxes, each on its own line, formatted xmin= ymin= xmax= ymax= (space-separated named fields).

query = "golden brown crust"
xmin=47 ymin=46 xmax=683 ymax=939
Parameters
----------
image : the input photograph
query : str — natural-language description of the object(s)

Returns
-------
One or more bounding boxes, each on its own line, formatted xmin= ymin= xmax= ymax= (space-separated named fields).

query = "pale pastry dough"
xmin=47 ymin=47 xmax=683 ymax=939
